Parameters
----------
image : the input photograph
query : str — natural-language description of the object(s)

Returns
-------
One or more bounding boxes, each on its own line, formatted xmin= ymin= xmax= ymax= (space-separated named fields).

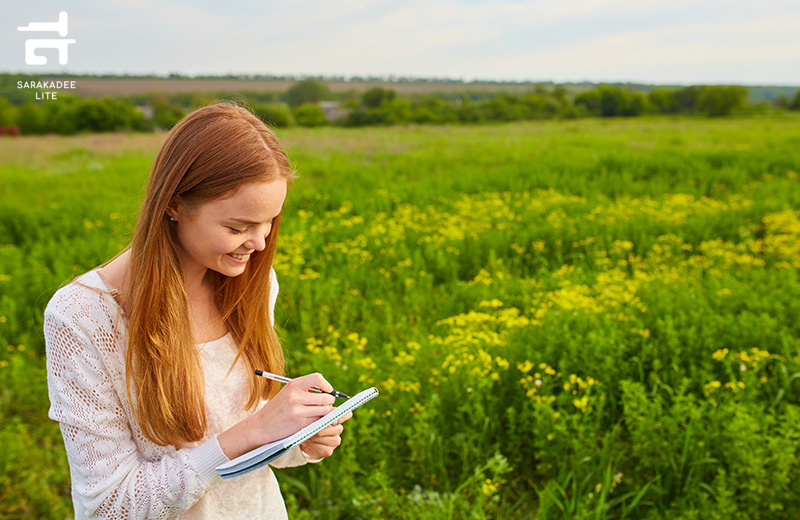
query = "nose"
xmin=245 ymin=229 xmax=268 ymax=252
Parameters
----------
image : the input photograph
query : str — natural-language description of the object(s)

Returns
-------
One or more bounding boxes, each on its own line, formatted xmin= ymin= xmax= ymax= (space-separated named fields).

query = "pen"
xmin=255 ymin=370 xmax=350 ymax=399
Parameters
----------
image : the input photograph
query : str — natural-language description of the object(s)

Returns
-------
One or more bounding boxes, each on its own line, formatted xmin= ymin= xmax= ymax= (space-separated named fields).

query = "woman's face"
xmin=169 ymin=179 xmax=287 ymax=281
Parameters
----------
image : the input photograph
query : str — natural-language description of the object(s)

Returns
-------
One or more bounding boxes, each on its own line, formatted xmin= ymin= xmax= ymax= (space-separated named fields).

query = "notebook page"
xmin=284 ymin=387 xmax=379 ymax=448
xmin=216 ymin=438 xmax=286 ymax=472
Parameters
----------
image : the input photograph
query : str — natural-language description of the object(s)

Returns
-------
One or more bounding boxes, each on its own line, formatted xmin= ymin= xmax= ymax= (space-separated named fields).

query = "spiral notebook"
xmin=216 ymin=387 xmax=379 ymax=480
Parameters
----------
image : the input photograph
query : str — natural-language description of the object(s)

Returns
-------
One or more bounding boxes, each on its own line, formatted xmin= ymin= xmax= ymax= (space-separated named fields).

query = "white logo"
xmin=17 ymin=11 xmax=76 ymax=65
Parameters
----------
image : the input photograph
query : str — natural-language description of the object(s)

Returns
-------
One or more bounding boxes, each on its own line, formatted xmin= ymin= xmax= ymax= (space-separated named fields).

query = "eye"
xmin=228 ymin=227 xmax=245 ymax=234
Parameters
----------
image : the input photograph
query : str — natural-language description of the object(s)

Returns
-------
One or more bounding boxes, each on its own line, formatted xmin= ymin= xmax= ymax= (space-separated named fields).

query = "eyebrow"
xmin=227 ymin=214 xmax=280 ymax=226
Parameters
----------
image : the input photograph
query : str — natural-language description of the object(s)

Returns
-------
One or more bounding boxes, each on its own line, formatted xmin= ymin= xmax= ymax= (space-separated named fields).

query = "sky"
xmin=2 ymin=0 xmax=799 ymax=86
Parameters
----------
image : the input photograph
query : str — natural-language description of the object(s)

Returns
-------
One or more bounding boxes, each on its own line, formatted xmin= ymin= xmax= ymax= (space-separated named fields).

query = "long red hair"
xmin=126 ymin=103 xmax=295 ymax=446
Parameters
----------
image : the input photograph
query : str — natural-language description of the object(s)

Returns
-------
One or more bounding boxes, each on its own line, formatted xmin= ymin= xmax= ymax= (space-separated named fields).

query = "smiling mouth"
xmin=228 ymin=253 xmax=250 ymax=261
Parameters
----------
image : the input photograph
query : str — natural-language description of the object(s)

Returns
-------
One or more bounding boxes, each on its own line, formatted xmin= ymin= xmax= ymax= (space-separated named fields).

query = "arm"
xmin=45 ymin=309 xmax=229 ymax=519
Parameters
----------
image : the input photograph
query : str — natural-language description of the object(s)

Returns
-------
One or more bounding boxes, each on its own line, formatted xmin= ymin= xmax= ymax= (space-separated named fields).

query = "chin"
xmin=226 ymin=267 xmax=248 ymax=278
xmin=214 ymin=264 xmax=248 ymax=278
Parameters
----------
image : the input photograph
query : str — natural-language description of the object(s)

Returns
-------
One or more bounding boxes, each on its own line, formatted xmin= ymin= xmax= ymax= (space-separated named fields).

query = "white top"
xmin=44 ymin=268 xmax=309 ymax=520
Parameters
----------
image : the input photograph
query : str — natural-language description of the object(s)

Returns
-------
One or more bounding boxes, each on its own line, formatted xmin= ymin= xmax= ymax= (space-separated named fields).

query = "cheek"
xmin=175 ymin=227 xmax=196 ymax=255
xmin=179 ymin=225 xmax=229 ymax=258
xmin=215 ymin=232 xmax=246 ymax=255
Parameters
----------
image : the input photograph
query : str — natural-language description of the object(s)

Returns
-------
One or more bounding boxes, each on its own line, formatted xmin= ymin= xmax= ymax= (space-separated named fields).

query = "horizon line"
xmin=2 ymin=71 xmax=799 ymax=89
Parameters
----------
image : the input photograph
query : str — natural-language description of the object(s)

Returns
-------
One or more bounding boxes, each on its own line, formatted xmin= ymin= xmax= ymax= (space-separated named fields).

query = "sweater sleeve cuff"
xmin=300 ymin=446 xmax=324 ymax=464
xmin=186 ymin=435 xmax=231 ymax=483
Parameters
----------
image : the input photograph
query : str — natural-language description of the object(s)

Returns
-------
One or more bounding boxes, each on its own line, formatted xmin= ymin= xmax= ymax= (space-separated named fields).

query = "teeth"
xmin=229 ymin=253 xmax=249 ymax=260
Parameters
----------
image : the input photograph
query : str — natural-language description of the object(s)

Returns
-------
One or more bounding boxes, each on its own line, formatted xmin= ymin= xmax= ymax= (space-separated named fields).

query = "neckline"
xmin=197 ymin=332 xmax=232 ymax=348
xmin=92 ymin=268 xmax=123 ymax=302
xmin=90 ymin=269 xmax=230 ymax=347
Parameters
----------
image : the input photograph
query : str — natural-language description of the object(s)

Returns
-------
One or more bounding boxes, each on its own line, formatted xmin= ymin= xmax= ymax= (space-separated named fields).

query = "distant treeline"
xmin=1 ymin=78 xmax=800 ymax=135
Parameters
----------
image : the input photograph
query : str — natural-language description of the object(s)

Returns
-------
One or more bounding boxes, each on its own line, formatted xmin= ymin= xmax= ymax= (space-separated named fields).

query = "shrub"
xmin=252 ymin=102 xmax=295 ymax=128
xmin=574 ymin=85 xmax=649 ymax=117
xmin=696 ymin=86 xmax=748 ymax=117
xmin=787 ymin=90 xmax=800 ymax=111
xmin=286 ymin=79 xmax=330 ymax=108
xmin=293 ymin=103 xmax=327 ymax=127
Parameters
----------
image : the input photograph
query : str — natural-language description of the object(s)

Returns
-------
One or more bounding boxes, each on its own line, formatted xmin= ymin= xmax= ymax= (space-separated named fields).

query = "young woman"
xmin=43 ymin=103 xmax=349 ymax=519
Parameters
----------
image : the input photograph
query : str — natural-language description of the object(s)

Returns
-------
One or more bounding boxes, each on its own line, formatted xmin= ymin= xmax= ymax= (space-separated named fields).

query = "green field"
xmin=1 ymin=116 xmax=800 ymax=519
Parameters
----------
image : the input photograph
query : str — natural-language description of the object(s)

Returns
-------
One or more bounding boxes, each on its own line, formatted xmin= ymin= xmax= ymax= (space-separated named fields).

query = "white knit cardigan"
xmin=44 ymin=269 xmax=310 ymax=520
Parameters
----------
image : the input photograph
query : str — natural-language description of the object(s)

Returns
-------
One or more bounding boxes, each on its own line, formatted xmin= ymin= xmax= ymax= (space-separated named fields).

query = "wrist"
xmin=218 ymin=415 xmax=260 ymax=460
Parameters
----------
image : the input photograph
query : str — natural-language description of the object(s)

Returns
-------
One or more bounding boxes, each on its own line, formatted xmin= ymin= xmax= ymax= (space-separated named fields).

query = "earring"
xmin=168 ymin=216 xmax=176 ymax=222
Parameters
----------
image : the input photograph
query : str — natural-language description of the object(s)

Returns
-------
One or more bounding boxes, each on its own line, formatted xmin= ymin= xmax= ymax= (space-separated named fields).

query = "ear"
xmin=165 ymin=197 xmax=181 ymax=221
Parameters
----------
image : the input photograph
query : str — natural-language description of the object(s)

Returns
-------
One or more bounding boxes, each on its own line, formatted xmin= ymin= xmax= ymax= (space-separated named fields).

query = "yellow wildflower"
xmin=712 ymin=348 xmax=729 ymax=361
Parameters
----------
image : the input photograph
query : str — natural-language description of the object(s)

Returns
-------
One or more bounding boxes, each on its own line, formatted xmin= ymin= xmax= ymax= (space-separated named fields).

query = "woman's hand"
xmin=300 ymin=412 xmax=353 ymax=460
xmin=218 ymin=373 xmax=336 ymax=460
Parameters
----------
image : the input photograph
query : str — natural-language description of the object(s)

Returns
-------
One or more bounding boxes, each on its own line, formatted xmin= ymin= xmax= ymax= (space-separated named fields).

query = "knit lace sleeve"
xmin=44 ymin=300 xmax=229 ymax=520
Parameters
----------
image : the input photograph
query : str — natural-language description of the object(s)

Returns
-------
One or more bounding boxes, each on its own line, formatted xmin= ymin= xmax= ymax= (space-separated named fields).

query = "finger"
xmin=294 ymin=372 xmax=334 ymax=394
xmin=301 ymin=405 xmax=335 ymax=419
xmin=306 ymin=435 xmax=341 ymax=448
xmin=312 ymin=423 xmax=344 ymax=437
xmin=300 ymin=442 xmax=337 ymax=460
xmin=303 ymin=392 xmax=336 ymax=407
xmin=303 ymin=432 xmax=342 ymax=449
xmin=283 ymin=386 xmax=335 ymax=407
xmin=335 ymin=412 xmax=353 ymax=425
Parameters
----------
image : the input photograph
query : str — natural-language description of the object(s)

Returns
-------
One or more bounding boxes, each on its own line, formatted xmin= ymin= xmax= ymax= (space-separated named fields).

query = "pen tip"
xmin=254 ymin=370 xmax=263 ymax=376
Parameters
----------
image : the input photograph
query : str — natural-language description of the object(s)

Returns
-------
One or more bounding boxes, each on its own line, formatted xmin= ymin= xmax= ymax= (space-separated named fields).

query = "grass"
xmin=1 ymin=115 xmax=800 ymax=519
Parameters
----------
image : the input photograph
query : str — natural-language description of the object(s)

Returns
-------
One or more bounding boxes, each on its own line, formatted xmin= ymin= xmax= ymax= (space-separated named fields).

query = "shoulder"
xmin=45 ymin=270 xmax=110 ymax=317
xmin=44 ymin=270 xmax=121 ymax=343
xmin=44 ymin=270 xmax=128 ymax=387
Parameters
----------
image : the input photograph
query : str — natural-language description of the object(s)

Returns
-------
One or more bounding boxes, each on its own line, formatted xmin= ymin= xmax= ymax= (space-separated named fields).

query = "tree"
xmin=573 ymin=89 xmax=602 ymax=116
xmin=0 ymin=97 xmax=17 ymax=126
xmin=696 ymin=85 xmax=748 ymax=117
xmin=285 ymin=79 xmax=330 ymax=108
xmin=292 ymin=103 xmax=327 ymax=127
xmin=788 ymin=90 xmax=800 ymax=111
xmin=521 ymin=91 xmax=563 ymax=119
xmin=345 ymin=99 xmax=410 ymax=126
xmin=72 ymin=97 xmax=143 ymax=132
xmin=44 ymin=95 xmax=80 ymax=134
xmin=624 ymin=92 xmax=649 ymax=116
xmin=252 ymin=103 xmax=294 ymax=128
xmin=552 ymin=86 xmax=569 ymax=105
xmin=574 ymin=85 xmax=647 ymax=117
xmin=410 ymin=97 xmax=457 ymax=124
xmin=17 ymin=103 xmax=46 ymax=134
xmin=772 ymin=95 xmax=790 ymax=109
xmin=457 ymin=97 xmax=484 ymax=124
xmin=672 ymin=86 xmax=701 ymax=113
xmin=361 ymin=87 xmax=397 ymax=109
xmin=648 ymin=89 xmax=679 ymax=114
xmin=344 ymin=88 xmax=411 ymax=126
xmin=148 ymin=93 xmax=185 ymax=130
xmin=480 ymin=94 xmax=527 ymax=122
